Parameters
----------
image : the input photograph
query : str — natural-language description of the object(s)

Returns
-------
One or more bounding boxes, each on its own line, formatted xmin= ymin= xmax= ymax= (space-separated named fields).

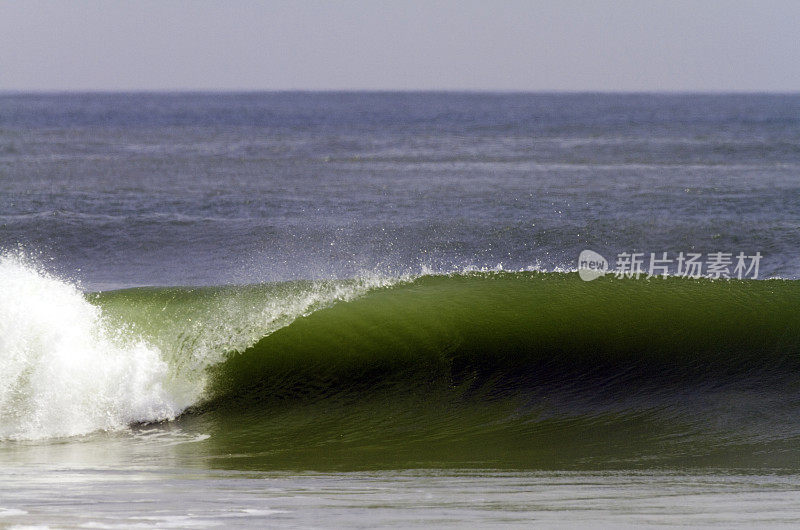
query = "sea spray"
xmin=95 ymin=274 xmax=410 ymax=383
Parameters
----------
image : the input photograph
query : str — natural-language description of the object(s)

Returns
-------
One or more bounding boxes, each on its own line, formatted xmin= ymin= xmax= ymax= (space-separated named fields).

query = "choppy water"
xmin=2 ymin=93 xmax=800 ymax=527
xmin=3 ymin=93 xmax=800 ymax=288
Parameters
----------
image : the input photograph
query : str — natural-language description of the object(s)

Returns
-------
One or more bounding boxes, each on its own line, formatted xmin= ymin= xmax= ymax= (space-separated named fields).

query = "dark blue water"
xmin=1 ymin=92 xmax=799 ymax=289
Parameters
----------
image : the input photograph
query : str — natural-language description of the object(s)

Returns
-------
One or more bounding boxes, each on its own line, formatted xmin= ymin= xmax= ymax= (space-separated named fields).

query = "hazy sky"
xmin=1 ymin=0 xmax=798 ymax=92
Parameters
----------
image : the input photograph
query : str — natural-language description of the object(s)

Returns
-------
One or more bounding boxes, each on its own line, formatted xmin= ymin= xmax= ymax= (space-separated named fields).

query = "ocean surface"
xmin=2 ymin=92 xmax=800 ymax=527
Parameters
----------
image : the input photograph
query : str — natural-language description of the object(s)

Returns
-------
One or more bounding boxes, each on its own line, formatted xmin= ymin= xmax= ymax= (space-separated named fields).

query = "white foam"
xmin=0 ymin=254 xmax=192 ymax=440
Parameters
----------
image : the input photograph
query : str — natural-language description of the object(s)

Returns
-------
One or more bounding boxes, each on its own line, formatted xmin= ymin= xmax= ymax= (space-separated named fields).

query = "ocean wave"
xmin=4 ymin=254 xmax=800 ymax=464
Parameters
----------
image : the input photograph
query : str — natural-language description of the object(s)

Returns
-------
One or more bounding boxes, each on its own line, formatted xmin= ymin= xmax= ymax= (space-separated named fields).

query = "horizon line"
xmin=1 ymin=89 xmax=799 ymax=96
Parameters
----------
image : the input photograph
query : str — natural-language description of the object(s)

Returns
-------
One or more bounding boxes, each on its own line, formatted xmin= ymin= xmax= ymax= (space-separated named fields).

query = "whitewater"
xmin=0 ymin=252 xmax=410 ymax=440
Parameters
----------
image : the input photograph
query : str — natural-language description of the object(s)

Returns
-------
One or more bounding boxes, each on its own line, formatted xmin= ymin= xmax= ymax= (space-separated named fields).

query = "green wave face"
xmin=96 ymin=273 xmax=800 ymax=471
